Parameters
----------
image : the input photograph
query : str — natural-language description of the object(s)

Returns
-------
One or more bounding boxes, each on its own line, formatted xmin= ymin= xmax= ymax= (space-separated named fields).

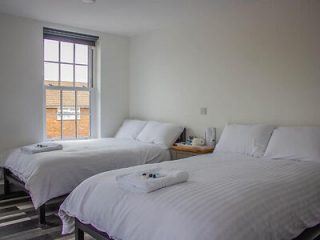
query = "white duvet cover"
xmin=1 ymin=138 xmax=170 ymax=208
xmin=59 ymin=152 xmax=320 ymax=240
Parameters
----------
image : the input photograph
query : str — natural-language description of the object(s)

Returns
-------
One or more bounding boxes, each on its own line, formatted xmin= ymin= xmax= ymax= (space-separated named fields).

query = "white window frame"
xmin=43 ymin=39 xmax=96 ymax=140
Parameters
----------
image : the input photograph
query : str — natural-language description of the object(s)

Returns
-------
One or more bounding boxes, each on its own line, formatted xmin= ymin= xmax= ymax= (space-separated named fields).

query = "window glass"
xmin=60 ymin=42 xmax=74 ymax=63
xmin=46 ymin=89 xmax=61 ymax=139
xmin=60 ymin=64 xmax=74 ymax=85
xmin=78 ymin=113 xmax=90 ymax=138
xmin=62 ymin=91 xmax=76 ymax=139
xmin=44 ymin=62 xmax=59 ymax=86
xmin=75 ymin=65 xmax=88 ymax=87
xmin=44 ymin=39 xmax=59 ymax=62
xmin=77 ymin=91 xmax=90 ymax=138
xmin=75 ymin=44 xmax=88 ymax=65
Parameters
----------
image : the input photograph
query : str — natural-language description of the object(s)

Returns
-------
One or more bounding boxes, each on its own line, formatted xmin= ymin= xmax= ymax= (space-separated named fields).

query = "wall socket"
xmin=200 ymin=107 xmax=207 ymax=115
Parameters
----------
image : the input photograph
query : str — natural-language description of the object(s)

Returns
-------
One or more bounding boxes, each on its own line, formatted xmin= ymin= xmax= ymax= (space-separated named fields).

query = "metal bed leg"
xmin=75 ymin=222 xmax=85 ymax=240
xmin=38 ymin=204 xmax=46 ymax=225
xmin=3 ymin=169 xmax=11 ymax=195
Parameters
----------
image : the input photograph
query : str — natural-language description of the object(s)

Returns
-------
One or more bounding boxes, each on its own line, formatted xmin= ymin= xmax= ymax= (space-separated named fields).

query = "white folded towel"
xmin=116 ymin=168 xmax=189 ymax=193
xmin=21 ymin=142 xmax=63 ymax=154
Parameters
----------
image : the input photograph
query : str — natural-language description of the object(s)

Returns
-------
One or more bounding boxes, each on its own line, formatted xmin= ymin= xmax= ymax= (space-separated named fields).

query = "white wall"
xmin=0 ymin=14 xmax=43 ymax=152
xmin=129 ymin=0 xmax=320 ymax=137
xmin=0 ymin=13 xmax=129 ymax=152
xmin=99 ymin=34 xmax=130 ymax=137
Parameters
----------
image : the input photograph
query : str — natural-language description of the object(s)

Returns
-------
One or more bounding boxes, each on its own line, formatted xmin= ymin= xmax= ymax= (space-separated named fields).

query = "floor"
xmin=0 ymin=192 xmax=93 ymax=240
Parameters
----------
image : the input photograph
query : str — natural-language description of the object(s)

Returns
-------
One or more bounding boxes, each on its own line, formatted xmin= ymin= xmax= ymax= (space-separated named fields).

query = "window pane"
xmin=78 ymin=112 xmax=90 ymax=138
xmin=75 ymin=44 xmax=88 ymax=64
xmin=46 ymin=89 xmax=61 ymax=139
xmin=63 ymin=118 xmax=76 ymax=139
xmin=77 ymin=91 xmax=90 ymax=138
xmin=77 ymin=91 xmax=90 ymax=108
xmin=61 ymin=64 xmax=74 ymax=86
xmin=44 ymin=39 xmax=59 ymax=62
xmin=61 ymin=42 xmax=74 ymax=63
xmin=44 ymin=62 xmax=59 ymax=86
xmin=75 ymin=65 xmax=88 ymax=87
xmin=62 ymin=91 xmax=76 ymax=139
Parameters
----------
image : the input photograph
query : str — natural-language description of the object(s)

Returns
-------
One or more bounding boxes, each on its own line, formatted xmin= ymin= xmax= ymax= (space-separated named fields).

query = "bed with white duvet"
xmin=0 ymin=120 xmax=184 ymax=209
xmin=59 ymin=152 xmax=320 ymax=240
xmin=2 ymin=138 xmax=170 ymax=208
xmin=59 ymin=124 xmax=320 ymax=240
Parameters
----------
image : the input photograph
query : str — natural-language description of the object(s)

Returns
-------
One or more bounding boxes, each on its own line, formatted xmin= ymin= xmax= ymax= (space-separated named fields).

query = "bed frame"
xmin=1 ymin=129 xmax=187 ymax=226
xmin=75 ymin=217 xmax=320 ymax=240
xmin=3 ymin=168 xmax=67 ymax=225
xmin=75 ymin=218 xmax=112 ymax=240
xmin=3 ymin=168 xmax=46 ymax=223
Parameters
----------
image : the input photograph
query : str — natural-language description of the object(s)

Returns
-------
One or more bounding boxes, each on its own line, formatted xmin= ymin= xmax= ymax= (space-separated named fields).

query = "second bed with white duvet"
xmin=59 ymin=151 xmax=320 ymax=240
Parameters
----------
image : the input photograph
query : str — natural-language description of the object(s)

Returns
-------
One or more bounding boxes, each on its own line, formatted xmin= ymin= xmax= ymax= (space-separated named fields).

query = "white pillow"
xmin=215 ymin=124 xmax=274 ymax=157
xmin=115 ymin=120 xmax=147 ymax=140
xmin=136 ymin=121 xmax=184 ymax=148
xmin=264 ymin=127 xmax=320 ymax=162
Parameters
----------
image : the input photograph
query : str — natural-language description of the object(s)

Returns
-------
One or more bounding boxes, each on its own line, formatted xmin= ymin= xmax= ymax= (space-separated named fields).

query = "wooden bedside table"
xmin=170 ymin=145 xmax=214 ymax=160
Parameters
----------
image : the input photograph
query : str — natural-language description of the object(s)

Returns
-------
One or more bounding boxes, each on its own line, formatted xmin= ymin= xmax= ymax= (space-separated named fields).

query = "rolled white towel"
xmin=21 ymin=142 xmax=63 ymax=154
xmin=116 ymin=168 xmax=189 ymax=193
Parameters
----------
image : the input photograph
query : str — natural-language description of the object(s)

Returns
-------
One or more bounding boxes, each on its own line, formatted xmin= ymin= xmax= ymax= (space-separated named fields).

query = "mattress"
xmin=59 ymin=152 xmax=320 ymax=240
xmin=2 ymin=138 xmax=170 ymax=208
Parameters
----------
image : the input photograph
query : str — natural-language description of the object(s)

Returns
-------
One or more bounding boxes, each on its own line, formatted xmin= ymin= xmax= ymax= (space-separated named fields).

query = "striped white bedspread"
xmin=59 ymin=152 xmax=320 ymax=240
xmin=2 ymin=138 xmax=169 ymax=208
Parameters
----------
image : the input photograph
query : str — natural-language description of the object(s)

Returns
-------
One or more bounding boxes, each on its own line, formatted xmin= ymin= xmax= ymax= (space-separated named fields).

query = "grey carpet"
xmin=0 ymin=193 xmax=93 ymax=240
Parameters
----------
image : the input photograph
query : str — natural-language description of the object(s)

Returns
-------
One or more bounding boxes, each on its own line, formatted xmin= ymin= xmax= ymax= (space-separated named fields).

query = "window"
xmin=44 ymin=28 xmax=98 ymax=140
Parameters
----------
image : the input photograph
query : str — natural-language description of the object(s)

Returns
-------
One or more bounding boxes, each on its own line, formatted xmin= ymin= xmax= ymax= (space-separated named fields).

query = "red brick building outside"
xmin=46 ymin=80 xmax=90 ymax=139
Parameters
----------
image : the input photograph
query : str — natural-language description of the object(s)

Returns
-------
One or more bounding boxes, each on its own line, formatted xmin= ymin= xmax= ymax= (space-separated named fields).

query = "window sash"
xmin=44 ymin=42 xmax=94 ymax=88
xmin=45 ymin=87 xmax=92 ymax=140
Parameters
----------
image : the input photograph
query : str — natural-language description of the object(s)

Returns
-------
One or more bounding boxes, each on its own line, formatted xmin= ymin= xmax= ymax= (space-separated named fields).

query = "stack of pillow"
xmin=115 ymin=120 xmax=184 ymax=148
xmin=215 ymin=123 xmax=320 ymax=162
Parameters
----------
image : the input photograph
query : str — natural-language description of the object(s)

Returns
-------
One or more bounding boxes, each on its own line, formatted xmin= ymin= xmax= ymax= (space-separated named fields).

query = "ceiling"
xmin=0 ymin=0 xmax=235 ymax=36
